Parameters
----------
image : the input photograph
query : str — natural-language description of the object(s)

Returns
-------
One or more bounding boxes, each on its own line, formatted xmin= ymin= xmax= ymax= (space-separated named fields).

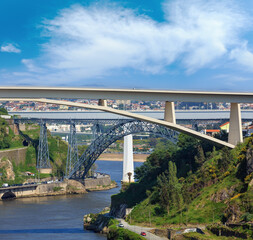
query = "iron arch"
xmin=67 ymin=120 xmax=179 ymax=179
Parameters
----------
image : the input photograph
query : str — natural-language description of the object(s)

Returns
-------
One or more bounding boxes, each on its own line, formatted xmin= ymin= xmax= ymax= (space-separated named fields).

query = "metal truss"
xmin=66 ymin=120 xmax=179 ymax=179
xmin=14 ymin=117 xmax=131 ymax=125
xmin=65 ymin=122 xmax=79 ymax=178
xmin=37 ymin=121 xmax=51 ymax=169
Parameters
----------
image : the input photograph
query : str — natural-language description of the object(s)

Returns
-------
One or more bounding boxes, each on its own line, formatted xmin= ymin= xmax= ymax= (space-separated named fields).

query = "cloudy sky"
xmin=0 ymin=0 xmax=253 ymax=91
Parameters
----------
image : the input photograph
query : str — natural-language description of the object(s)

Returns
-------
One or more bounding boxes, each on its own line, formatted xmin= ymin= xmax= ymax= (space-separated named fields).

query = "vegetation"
xmin=53 ymin=186 xmax=63 ymax=192
xmin=107 ymin=219 xmax=145 ymax=240
xmin=20 ymin=125 xmax=68 ymax=178
xmin=112 ymin=134 xmax=253 ymax=231
xmin=107 ymin=225 xmax=145 ymax=240
xmin=0 ymin=119 xmax=69 ymax=185
xmin=0 ymin=108 xmax=8 ymax=115
xmin=0 ymin=118 xmax=13 ymax=149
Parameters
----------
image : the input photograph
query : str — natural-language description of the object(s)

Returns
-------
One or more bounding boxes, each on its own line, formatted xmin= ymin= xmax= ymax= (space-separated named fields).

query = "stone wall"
xmin=5 ymin=119 xmax=19 ymax=135
xmin=0 ymin=147 xmax=27 ymax=165
xmin=0 ymin=182 xmax=68 ymax=200
xmin=84 ymin=175 xmax=112 ymax=189
xmin=36 ymin=182 xmax=68 ymax=195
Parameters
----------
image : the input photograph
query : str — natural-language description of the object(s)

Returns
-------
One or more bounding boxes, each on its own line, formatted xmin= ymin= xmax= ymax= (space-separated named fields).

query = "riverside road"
xmin=117 ymin=218 xmax=168 ymax=240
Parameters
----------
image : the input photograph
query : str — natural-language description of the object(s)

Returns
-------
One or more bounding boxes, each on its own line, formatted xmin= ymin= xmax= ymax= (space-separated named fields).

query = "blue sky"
xmin=0 ymin=0 xmax=253 ymax=91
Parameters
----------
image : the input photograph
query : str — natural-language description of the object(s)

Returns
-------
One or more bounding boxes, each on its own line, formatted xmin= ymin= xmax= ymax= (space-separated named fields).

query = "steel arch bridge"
xmin=66 ymin=120 xmax=179 ymax=179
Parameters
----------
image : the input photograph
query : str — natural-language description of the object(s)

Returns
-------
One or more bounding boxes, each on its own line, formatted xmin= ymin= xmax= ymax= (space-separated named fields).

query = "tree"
xmin=0 ymin=108 xmax=8 ymax=115
xmin=214 ymin=130 xmax=228 ymax=142
xmin=194 ymin=145 xmax=205 ymax=166
xmin=156 ymin=161 xmax=183 ymax=213
xmin=218 ymin=147 xmax=232 ymax=172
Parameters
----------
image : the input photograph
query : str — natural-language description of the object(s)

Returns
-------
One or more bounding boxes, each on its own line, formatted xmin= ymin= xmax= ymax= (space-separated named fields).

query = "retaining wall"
xmin=0 ymin=147 xmax=27 ymax=165
xmin=84 ymin=175 xmax=112 ymax=189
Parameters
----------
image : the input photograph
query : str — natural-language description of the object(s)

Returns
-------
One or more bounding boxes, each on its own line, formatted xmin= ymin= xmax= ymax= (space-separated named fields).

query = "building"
xmin=220 ymin=122 xmax=230 ymax=132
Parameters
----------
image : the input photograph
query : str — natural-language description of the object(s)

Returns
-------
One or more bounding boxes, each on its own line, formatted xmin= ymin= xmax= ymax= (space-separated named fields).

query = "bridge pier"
xmin=98 ymin=99 xmax=107 ymax=107
xmin=37 ymin=121 xmax=52 ymax=172
xmin=122 ymin=134 xmax=134 ymax=183
xmin=228 ymin=103 xmax=243 ymax=145
xmin=66 ymin=122 xmax=78 ymax=178
xmin=164 ymin=101 xmax=176 ymax=124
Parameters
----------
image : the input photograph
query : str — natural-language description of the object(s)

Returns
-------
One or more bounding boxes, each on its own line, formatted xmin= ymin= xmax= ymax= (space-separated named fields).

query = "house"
xmin=204 ymin=129 xmax=220 ymax=137
xmin=25 ymin=171 xmax=35 ymax=176
xmin=220 ymin=122 xmax=230 ymax=132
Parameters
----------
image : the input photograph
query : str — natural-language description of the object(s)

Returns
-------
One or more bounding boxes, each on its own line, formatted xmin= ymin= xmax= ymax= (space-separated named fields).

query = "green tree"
xmin=194 ymin=145 xmax=205 ymax=166
xmin=0 ymin=108 xmax=8 ymax=115
xmin=156 ymin=161 xmax=183 ymax=213
xmin=0 ymin=118 xmax=11 ymax=149
xmin=218 ymin=147 xmax=232 ymax=172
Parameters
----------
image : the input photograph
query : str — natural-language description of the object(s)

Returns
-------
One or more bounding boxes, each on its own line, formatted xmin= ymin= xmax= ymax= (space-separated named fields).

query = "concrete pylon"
xmin=164 ymin=101 xmax=176 ymax=124
xmin=228 ymin=103 xmax=243 ymax=145
xmin=122 ymin=134 xmax=134 ymax=183
xmin=98 ymin=99 xmax=107 ymax=107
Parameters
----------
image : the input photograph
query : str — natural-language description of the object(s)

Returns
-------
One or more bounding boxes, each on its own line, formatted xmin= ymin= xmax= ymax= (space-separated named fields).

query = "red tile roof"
xmin=206 ymin=129 xmax=220 ymax=133
xmin=220 ymin=122 xmax=229 ymax=127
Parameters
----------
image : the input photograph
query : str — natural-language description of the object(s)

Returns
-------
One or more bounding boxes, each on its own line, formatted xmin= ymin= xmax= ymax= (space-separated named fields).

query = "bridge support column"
xmin=98 ymin=99 xmax=107 ymax=107
xmin=65 ymin=122 xmax=78 ymax=178
xmin=37 ymin=121 xmax=52 ymax=172
xmin=228 ymin=103 xmax=243 ymax=145
xmin=164 ymin=101 xmax=176 ymax=124
xmin=122 ymin=134 xmax=134 ymax=183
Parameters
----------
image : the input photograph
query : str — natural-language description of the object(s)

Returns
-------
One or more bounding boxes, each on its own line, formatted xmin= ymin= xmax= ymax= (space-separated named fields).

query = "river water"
xmin=0 ymin=160 xmax=142 ymax=240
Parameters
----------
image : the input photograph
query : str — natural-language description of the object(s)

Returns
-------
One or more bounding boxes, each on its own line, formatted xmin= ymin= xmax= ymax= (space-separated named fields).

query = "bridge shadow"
xmin=0 ymin=228 xmax=86 ymax=234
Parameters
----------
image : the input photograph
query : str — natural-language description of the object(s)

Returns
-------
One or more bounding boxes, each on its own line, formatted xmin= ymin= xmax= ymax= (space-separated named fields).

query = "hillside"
xmin=0 ymin=117 xmax=69 ymax=185
xmin=111 ymin=134 xmax=253 ymax=238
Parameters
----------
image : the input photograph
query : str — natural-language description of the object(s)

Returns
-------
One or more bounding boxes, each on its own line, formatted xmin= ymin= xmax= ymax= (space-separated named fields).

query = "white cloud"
xmin=21 ymin=59 xmax=43 ymax=72
xmin=214 ymin=74 xmax=252 ymax=82
xmin=1 ymin=43 xmax=21 ymax=53
xmin=230 ymin=42 xmax=253 ymax=70
xmin=38 ymin=0 xmax=248 ymax=79
xmin=1 ymin=0 xmax=252 ymax=85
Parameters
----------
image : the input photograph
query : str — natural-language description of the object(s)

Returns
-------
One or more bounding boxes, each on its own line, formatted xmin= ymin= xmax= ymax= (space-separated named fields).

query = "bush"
xmin=107 ymin=225 xmax=145 ymax=240
xmin=241 ymin=212 xmax=253 ymax=222
xmin=53 ymin=186 xmax=63 ymax=192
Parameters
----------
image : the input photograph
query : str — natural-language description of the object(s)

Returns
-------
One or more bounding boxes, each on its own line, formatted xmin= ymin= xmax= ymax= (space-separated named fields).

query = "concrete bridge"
xmin=1 ymin=86 xmax=252 ymax=148
xmin=1 ymin=87 xmax=253 ymax=181
xmin=0 ymin=97 xmax=236 ymax=148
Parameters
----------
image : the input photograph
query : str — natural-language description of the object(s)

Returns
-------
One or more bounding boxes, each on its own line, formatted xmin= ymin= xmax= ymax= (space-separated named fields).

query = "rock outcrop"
xmin=0 ymin=158 xmax=15 ymax=180
xmin=110 ymin=203 xmax=128 ymax=218
xmin=66 ymin=180 xmax=87 ymax=194
xmin=83 ymin=207 xmax=111 ymax=234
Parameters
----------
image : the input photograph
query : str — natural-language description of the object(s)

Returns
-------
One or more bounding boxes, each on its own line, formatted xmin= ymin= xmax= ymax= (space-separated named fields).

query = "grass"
xmin=119 ymin=139 xmax=253 ymax=228
xmin=0 ymin=122 xmax=69 ymax=185
xmin=107 ymin=219 xmax=146 ymax=240
xmin=53 ymin=186 xmax=63 ymax=192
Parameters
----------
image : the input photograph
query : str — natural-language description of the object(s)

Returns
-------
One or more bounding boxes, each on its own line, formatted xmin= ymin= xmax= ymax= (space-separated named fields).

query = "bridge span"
xmin=1 ymin=98 xmax=234 ymax=148
xmin=1 ymin=86 xmax=253 ymax=149
xmin=0 ymin=86 xmax=253 ymax=103
xmin=9 ymin=110 xmax=253 ymax=121
xmin=1 ymin=87 xmax=253 ymax=180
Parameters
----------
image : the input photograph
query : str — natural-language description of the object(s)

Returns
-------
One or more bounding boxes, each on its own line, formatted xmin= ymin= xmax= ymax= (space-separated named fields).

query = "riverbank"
xmin=98 ymin=153 xmax=149 ymax=162
xmin=83 ymin=208 xmax=165 ymax=240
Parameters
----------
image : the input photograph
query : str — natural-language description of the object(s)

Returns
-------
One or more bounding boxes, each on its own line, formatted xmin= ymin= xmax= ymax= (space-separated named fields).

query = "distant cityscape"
xmin=1 ymin=99 xmax=253 ymax=112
